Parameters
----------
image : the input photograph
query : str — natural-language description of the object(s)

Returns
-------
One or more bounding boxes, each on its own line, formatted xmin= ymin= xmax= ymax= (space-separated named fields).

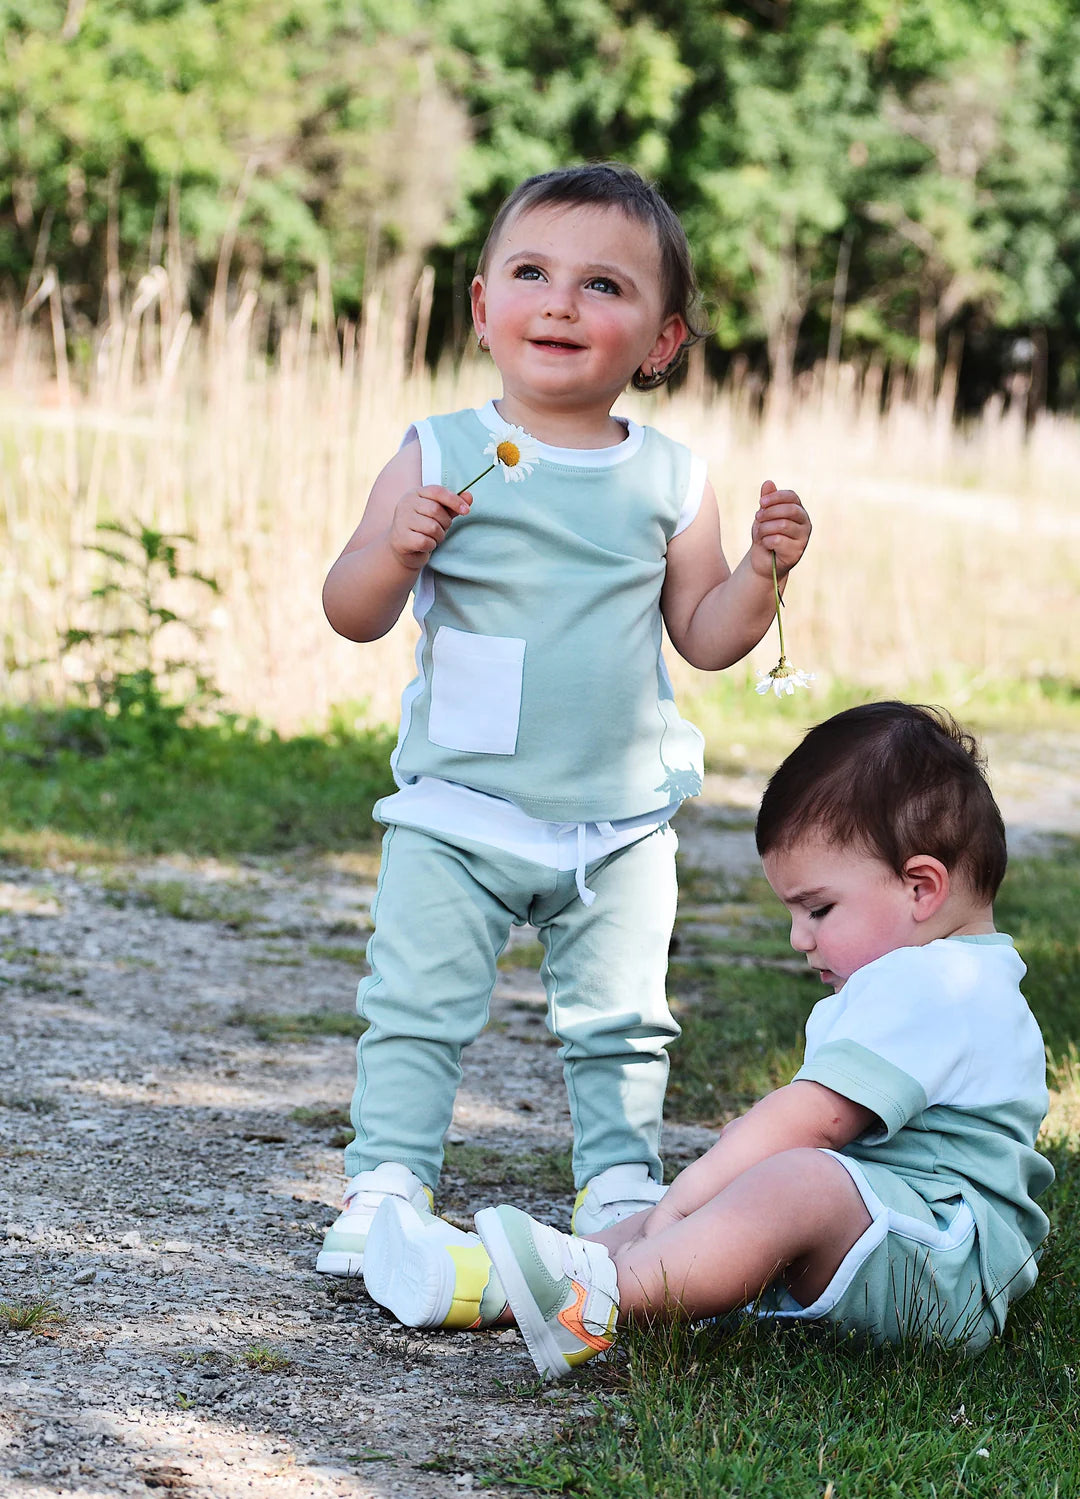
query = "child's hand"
xmin=389 ymin=486 xmax=472 ymax=572
xmin=751 ymin=480 xmax=811 ymax=579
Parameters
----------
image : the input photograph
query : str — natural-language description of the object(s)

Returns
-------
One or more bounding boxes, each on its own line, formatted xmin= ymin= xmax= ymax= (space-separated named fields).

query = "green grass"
xmin=0 ymin=1092 xmax=59 ymax=1114
xmin=290 ymin=1103 xmax=352 ymax=1148
xmin=497 ymin=1258 xmax=1080 ymax=1496
xmin=686 ymin=672 xmax=1080 ymax=777
xmin=0 ymin=1296 xmax=66 ymax=1333
xmin=102 ymin=874 xmax=258 ymax=927
xmin=239 ymin=1344 xmax=293 ymax=1373
xmin=0 ymin=703 xmax=395 ymax=857
xmin=995 ymin=845 xmax=1080 ymax=1078
xmin=307 ymin=941 xmax=369 ymax=964
xmin=665 ymin=875 xmax=818 ymax=1120
xmin=497 ymin=938 xmax=547 ymax=971
xmin=228 ymin=1008 xmax=367 ymax=1043
xmin=501 ymin=840 xmax=1080 ymax=1498
xmin=442 ymin=1142 xmax=574 ymax=1194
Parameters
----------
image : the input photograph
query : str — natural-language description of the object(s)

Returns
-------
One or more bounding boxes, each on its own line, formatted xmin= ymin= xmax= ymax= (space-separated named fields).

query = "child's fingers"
xmin=757 ymin=487 xmax=802 ymax=511
xmin=756 ymin=503 xmax=808 ymax=526
xmin=421 ymin=483 xmax=472 ymax=517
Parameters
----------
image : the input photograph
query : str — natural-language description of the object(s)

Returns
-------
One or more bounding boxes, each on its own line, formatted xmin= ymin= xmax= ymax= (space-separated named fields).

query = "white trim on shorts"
xmin=756 ymin=1148 xmax=977 ymax=1321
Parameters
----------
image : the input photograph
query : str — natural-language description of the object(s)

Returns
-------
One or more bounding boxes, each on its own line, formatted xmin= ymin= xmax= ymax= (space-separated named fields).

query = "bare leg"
xmin=612 ymin=1148 xmax=871 ymax=1320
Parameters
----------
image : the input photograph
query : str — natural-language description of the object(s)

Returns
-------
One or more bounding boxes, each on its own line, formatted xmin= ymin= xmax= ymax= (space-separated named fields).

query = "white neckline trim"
xmin=477 ymin=400 xmax=644 ymax=468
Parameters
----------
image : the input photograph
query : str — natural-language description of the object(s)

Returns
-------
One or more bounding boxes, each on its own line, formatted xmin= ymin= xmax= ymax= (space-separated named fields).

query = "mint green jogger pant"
xmin=345 ymin=822 xmax=680 ymax=1192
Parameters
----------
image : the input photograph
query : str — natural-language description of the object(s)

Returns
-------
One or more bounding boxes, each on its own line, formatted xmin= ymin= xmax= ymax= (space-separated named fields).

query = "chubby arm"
xmin=661 ymin=479 xmax=811 ymax=671
xmin=322 ymin=435 xmax=473 ymax=642
xmin=598 ymin=1082 xmax=875 ymax=1252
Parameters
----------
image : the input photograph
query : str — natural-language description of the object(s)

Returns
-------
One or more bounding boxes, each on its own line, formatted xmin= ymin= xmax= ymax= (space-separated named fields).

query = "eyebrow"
xmin=500 ymin=250 xmax=640 ymax=292
xmin=785 ymin=888 xmax=831 ymax=906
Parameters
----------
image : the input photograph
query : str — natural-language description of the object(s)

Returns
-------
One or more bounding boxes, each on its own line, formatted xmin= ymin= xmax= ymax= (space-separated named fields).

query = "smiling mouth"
xmin=531 ymin=338 xmax=584 ymax=352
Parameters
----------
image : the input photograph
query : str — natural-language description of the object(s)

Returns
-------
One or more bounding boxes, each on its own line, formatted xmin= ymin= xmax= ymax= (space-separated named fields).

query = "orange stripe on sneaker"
xmin=556 ymin=1280 xmax=613 ymax=1353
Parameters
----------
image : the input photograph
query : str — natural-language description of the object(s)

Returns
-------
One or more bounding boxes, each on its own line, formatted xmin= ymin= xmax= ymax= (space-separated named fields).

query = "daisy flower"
xmin=755 ymin=661 xmax=816 ymax=697
xmin=458 ymin=423 xmax=542 ymax=494
xmin=755 ymin=554 xmax=814 ymax=699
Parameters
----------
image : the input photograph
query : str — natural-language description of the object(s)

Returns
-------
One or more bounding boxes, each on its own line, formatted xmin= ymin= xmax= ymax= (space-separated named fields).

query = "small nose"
xmin=789 ymin=917 xmax=814 ymax=954
xmin=541 ymin=281 xmax=578 ymax=319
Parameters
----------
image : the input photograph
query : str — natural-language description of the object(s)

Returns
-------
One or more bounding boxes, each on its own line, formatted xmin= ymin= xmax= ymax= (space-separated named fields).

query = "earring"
xmin=477 ymin=334 xmax=489 ymax=352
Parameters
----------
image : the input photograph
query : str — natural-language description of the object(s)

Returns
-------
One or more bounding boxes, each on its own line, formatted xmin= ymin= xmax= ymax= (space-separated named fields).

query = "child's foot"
xmin=316 ymin=1162 xmax=432 ymax=1276
xmin=474 ymin=1205 xmax=619 ymax=1380
xmin=571 ymin=1163 xmax=667 ymax=1235
xmin=363 ymin=1197 xmax=508 ymax=1328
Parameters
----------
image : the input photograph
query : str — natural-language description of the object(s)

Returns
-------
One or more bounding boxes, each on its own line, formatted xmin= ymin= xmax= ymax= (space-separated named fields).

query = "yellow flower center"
xmin=496 ymin=440 xmax=520 ymax=467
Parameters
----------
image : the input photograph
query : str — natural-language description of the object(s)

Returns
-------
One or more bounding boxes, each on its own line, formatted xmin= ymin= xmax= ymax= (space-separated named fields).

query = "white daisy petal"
xmin=755 ymin=662 xmax=815 ymax=700
xmin=483 ymin=421 xmax=542 ymax=483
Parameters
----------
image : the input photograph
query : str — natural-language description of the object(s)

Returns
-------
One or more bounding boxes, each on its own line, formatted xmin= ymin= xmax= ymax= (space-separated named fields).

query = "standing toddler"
xmin=318 ymin=162 xmax=811 ymax=1274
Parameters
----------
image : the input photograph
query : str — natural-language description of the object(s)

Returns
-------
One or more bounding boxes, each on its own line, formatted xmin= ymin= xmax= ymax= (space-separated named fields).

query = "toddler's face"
xmin=762 ymin=835 xmax=921 ymax=991
xmin=471 ymin=202 xmax=685 ymax=412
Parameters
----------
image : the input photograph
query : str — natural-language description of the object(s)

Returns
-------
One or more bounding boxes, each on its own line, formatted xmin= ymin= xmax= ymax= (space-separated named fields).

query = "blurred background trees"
xmin=3 ymin=0 xmax=1080 ymax=410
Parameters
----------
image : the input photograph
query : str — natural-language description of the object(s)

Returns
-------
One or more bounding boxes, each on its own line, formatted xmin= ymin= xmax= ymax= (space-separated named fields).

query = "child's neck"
xmin=931 ymin=895 xmax=998 ymax=942
xmin=492 ymin=395 xmax=629 ymax=450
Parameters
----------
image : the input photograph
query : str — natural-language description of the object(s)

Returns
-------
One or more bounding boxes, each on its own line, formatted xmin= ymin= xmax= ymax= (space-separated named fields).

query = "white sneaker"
xmin=475 ymin=1204 xmax=620 ymax=1380
xmin=571 ymin=1163 xmax=667 ymax=1235
xmin=364 ymin=1196 xmax=507 ymax=1329
xmin=315 ymin=1162 xmax=433 ymax=1276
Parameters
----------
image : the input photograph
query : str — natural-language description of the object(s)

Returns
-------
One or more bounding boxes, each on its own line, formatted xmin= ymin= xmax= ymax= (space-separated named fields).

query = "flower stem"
xmin=772 ymin=552 xmax=786 ymax=662
xmin=458 ymin=463 xmax=494 ymax=496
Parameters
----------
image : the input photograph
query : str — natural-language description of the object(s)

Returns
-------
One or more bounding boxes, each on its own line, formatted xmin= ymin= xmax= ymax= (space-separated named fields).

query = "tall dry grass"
xmin=2 ymin=283 xmax=1078 ymax=734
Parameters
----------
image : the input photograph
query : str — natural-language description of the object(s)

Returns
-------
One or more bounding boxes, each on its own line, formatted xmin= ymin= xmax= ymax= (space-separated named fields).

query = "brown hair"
xmin=755 ymin=702 xmax=1008 ymax=901
xmin=476 ymin=162 xmax=708 ymax=390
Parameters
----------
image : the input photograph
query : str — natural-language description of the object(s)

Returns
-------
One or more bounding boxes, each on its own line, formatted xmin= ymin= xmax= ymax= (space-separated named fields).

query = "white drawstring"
xmin=573 ymin=822 xmax=616 ymax=906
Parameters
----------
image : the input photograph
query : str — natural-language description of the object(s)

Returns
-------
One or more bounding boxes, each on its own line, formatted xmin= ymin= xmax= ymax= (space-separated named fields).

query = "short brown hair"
xmin=476 ymin=162 xmax=708 ymax=390
xmin=755 ymin=702 xmax=1008 ymax=901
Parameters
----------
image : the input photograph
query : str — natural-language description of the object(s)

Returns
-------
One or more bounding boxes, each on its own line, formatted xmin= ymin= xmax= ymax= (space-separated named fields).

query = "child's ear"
xmin=642 ymin=313 xmax=687 ymax=378
xmin=903 ymin=855 xmax=950 ymax=923
xmin=470 ymin=276 xmax=487 ymax=341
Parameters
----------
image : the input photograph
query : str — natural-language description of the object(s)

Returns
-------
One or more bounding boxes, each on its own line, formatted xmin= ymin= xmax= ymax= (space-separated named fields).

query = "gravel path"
xmin=2 ymin=729 xmax=1077 ymax=1499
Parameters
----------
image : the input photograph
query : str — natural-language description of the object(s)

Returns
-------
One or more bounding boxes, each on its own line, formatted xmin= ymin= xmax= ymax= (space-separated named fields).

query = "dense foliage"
xmin=4 ymin=0 xmax=1080 ymax=405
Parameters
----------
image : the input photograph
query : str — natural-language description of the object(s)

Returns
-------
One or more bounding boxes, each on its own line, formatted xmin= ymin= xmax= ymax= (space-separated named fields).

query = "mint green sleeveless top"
xmin=391 ymin=405 xmax=706 ymax=822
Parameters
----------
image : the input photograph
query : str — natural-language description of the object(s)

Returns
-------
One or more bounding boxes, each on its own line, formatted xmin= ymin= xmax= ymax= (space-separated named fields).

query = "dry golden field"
xmin=3 ymin=291 xmax=1079 ymax=734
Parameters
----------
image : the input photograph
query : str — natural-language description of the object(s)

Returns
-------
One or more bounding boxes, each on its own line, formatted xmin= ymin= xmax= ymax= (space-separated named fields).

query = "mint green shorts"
xmin=757 ymin=1152 xmax=1000 ymax=1352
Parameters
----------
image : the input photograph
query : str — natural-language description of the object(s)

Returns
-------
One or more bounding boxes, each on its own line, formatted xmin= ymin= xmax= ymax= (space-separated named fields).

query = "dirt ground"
xmin=2 ymin=731 xmax=1077 ymax=1499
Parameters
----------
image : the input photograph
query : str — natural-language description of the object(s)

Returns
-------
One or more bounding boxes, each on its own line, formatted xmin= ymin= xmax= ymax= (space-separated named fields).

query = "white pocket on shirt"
xmin=428 ymin=626 xmax=526 ymax=755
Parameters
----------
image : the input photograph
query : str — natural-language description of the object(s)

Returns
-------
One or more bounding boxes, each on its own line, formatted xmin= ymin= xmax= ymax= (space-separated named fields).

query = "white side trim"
xmin=389 ymin=567 xmax=436 ymax=788
xmin=755 ymin=1149 xmax=977 ymax=1323
xmin=412 ymin=417 xmax=443 ymax=486
xmin=672 ymin=452 xmax=707 ymax=538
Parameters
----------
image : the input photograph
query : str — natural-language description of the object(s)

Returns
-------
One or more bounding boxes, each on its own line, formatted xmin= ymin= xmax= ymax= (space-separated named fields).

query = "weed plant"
xmin=0 ymin=519 xmax=396 ymax=858
xmin=0 ymin=1297 xmax=66 ymax=1333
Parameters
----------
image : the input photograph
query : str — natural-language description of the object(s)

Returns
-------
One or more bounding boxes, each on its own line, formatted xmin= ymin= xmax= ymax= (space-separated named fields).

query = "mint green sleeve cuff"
xmin=794 ymin=1039 xmax=928 ymax=1141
